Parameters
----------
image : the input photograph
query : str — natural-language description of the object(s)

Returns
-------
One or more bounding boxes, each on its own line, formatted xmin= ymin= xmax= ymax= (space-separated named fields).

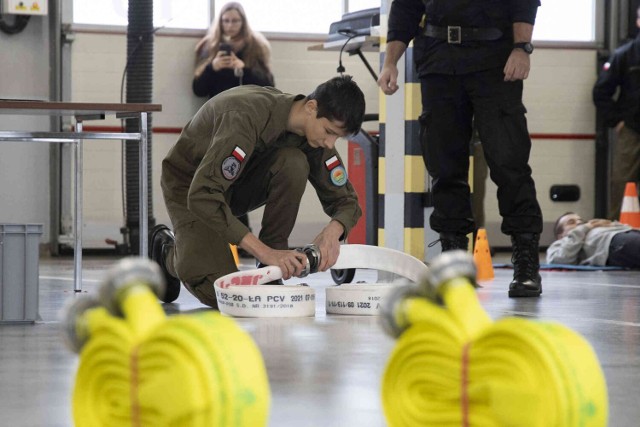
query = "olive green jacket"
xmin=161 ymin=85 xmax=361 ymax=244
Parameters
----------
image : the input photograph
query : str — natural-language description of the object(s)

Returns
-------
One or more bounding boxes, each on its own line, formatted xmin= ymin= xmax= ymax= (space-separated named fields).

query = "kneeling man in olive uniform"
xmin=151 ymin=75 xmax=366 ymax=307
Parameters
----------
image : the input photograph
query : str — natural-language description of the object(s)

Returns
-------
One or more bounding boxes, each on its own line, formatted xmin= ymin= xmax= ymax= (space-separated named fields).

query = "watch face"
xmin=515 ymin=42 xmax=534 ymax=54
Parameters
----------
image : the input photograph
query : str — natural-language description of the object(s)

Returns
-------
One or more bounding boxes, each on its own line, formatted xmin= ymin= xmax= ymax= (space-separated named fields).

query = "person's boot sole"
xmin=508 ymin=287 xmax=542 ymax=298
xmin=149 ymin=225 xmax=181 ymax=303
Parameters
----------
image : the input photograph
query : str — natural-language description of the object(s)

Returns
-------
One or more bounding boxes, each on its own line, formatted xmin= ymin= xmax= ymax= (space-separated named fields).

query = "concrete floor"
xmin=1 ymin=253 xmax=639 ymax=426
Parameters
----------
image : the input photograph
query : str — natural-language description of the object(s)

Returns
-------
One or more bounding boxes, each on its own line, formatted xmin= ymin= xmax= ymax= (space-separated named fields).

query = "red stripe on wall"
xmin=81 ymin=125 xmax=183 ymax=134
xmin=529 ymin=133 xmax=594 ymax=140
xmin=81 ymin=125 xmax=595 ymax=140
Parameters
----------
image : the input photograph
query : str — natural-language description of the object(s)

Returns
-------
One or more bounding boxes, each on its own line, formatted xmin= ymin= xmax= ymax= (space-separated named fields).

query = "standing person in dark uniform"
xmin=378 ymin=0 xmax=544 ymax=297
xmin=192 ymin=2 xmax=275 ymax=237
xmin=150 ymin=76 xmax=365 ymax=307
xmin=593 ymin=6 xmax=640 ymax=221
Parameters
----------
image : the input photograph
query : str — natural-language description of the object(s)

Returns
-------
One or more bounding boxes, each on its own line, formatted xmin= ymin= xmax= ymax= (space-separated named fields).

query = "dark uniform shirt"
xmin=387 ymin=0 xmax=540 ymax=76
xmin=593 ymin=34 xmax=640 ymax=133
xmin=161 ymin=85 xmax=361 ymax=245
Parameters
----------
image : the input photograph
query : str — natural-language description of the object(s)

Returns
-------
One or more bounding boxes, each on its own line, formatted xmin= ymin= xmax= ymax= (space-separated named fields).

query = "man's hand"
xmin=378 ymin=40 xmax=407 ymax=95
xmin=378 ymin=64 xmax=400 ymax=95
xmin=311 ymin=220 xmax=345 ymax=271
xmin=239 ymin=233 xmax=306 ymax=280
xmin=586 ymin=219 xmax=613 ymax=229
xmin=259 ymin=249 xmax=307 ymax=280
xmin=503 ymin=49 xmax=531 ymax=81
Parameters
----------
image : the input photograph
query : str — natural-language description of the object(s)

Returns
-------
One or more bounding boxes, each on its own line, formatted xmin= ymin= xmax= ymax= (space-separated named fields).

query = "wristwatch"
xmin=513 ymin=42 xmax=534 ymax=54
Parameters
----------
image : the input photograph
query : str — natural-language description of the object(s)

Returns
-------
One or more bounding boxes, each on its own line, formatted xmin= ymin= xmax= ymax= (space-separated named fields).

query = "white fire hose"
xmin=213 ymin=244 xmax=429 ymax=317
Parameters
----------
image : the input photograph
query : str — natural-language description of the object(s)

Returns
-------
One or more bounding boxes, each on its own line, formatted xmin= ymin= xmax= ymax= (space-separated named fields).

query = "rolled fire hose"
xmin=214 ymin=264 xmax=317 ymax=318
xmin=62 ymin=258 xmax=270 ymax=427
xmin=380 ymin=251 xmax=608 ymax=427
xmin=213 ymin=244 xmax=430 ymax=317
xmin=326 ymin=244 xmax=430 ymax=315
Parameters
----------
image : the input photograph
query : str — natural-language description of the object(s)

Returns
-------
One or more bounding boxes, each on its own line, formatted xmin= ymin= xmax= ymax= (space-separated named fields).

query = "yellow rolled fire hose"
xmin=62 ymin=258 xmax=270 ymax=427
xmin=380 ymin=251 xmax=608 ymax=427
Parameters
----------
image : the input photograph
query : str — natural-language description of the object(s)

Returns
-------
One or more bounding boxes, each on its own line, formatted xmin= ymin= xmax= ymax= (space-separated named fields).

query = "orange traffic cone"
xmin=473 ymin=228 xmax=494 ymax=281
xmin=229 ymin=244 xmax=240 ymax=267
xmin=619 ymin=182 xmax=640 ymax=228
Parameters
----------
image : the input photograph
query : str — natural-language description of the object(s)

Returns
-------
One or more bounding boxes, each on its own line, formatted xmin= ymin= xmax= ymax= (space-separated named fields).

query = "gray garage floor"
xmin=0 ymin=253 xmax=638 ymax=426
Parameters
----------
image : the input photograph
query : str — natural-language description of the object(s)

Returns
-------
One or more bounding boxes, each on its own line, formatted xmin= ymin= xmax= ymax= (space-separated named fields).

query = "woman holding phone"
xmin=192 ymin=2 xmax=274 ymax=99
xmin=192 ymin=2 xmax=275 ymax=247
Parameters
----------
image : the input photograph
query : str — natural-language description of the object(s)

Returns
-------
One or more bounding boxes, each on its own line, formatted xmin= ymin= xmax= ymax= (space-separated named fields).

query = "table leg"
xmin=74 ymin=122 xmax=83 ymax=292
xmin=139 ymin=112 xmax=148 ymax=258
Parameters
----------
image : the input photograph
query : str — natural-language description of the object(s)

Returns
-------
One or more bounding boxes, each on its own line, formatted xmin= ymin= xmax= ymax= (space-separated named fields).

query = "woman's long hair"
xmin=194 ymin=2 xmax=272 ymax=80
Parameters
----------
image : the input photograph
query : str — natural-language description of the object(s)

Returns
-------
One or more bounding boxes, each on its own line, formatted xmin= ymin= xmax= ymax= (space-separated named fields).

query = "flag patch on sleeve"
xmin=325 ymin=155 xmax=340 ymax=170
xmin=221 ymin=146 xmax=246 ymax=180
xmin=232 ymin=146 xmax=246 ymax=161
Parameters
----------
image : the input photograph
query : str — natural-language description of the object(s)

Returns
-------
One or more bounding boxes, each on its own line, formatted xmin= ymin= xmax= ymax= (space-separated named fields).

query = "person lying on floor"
xmin=546 ymin=212 xmax=640 ymax=268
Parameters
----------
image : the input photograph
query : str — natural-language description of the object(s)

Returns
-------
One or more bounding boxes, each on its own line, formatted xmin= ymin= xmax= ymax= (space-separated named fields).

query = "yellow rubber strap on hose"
xmin=438 ymin=278 xmax=492 ymax=339
xmin=119 ymin=284 xmax=166 ymax=339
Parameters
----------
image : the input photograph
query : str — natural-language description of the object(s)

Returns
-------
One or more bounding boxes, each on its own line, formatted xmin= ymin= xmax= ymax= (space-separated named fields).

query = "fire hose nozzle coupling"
xmin=297 ymin=244 xmax=321 ymax=277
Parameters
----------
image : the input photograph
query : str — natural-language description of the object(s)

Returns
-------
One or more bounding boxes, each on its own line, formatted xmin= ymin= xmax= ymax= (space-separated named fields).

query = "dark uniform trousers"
xmin=419 ymin=66 xmax=543 ymax=236
xmin=608 ymin=230 xmax=640 ymax=268
xmin=164 ymin=147 xmax=309 ymax=307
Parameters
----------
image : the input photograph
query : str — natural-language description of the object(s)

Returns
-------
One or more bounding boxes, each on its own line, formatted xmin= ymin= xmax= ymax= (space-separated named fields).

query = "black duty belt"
xmin=423 ymin=24 xmax=503 ymax=44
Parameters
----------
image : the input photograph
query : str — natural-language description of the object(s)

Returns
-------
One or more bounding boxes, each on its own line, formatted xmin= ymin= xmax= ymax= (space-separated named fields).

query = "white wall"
xmin=67 ymin=32 xmax=600 ymax=249
xmin=0 ymin=15 xmax=51 ymax=240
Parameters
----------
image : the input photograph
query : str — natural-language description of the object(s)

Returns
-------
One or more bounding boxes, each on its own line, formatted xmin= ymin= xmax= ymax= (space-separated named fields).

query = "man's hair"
xmin=307 ymin=75 xmax=365 ymax=136
xmin=553 ymin=211 xmax=575 ymax=240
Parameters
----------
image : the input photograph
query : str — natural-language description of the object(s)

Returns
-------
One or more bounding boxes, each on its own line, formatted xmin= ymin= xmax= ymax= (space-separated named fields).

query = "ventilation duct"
xmin=123 ymin=0 xmax=156 ymax=254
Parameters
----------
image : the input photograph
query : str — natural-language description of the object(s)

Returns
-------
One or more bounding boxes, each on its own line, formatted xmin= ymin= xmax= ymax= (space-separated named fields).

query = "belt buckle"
xmin=447 ymin=26 xmax=461 ymax=44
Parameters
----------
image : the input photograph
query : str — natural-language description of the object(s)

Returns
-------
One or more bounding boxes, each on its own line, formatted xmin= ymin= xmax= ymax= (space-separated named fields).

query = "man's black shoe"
xmin=428 ymin=232 xmax=469 ymax=252
xmin=256 ymin=261 xmax=284 ymax=285
xmin=149 ymin=224 xmax=181 ymax=303
xmin=508 ymin=233 xmax=542 ymax=297
xmin=509 ymin=275 xmax=542 ymax=297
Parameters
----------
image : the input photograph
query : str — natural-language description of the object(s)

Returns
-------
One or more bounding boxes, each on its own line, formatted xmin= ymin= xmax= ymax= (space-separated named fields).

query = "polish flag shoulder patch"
xmin=221 ymin=146 xmax=246 ymax=181
xmin=325 ymin=155 xmax=340 ymax=170
xmin=232 ymin=146 xmax=246 ymax=162
xmin=603 ymin=62 xmax=610 ymax=71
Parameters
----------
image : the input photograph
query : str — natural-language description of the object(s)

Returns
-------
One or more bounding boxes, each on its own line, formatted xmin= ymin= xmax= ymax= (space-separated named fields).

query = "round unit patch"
xmin=221 ymin=156 xmax=241 ymax=180
xmin=330 ymin=165 xmax=348 ymax=186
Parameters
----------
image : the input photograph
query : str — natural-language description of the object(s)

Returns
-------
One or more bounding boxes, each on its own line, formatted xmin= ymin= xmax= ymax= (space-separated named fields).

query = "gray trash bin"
xmin=0 ymin=224 xmax=43 ymax=323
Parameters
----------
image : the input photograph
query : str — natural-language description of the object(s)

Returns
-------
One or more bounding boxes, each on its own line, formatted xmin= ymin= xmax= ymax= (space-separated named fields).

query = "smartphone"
xmin=219 ymin=43 xmax=232 ymax=56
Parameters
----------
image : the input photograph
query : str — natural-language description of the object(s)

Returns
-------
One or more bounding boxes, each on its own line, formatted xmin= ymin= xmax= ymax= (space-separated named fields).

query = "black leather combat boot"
xmin=149 ymin=224 xmax=181 ymax=303
xmin=509 ymin=233 xmax=542 ymax=297
xmin=439 ymin=232 xmax=469 ymax=252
